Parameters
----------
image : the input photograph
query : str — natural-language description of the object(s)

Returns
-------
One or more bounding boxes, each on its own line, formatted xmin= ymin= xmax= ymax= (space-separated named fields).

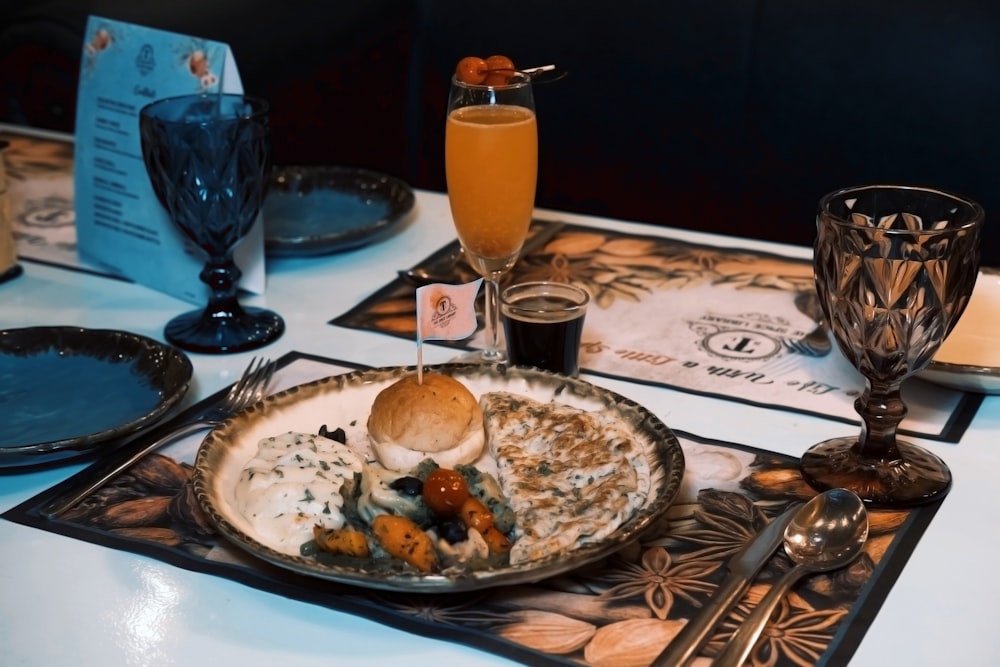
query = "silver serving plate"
xmin=193 ymin=363 xmax=685 ymax=592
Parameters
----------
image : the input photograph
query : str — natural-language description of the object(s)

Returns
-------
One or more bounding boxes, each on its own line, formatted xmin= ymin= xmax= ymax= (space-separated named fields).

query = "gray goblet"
xmin=801 ymin=185 xmax=983 ymax=507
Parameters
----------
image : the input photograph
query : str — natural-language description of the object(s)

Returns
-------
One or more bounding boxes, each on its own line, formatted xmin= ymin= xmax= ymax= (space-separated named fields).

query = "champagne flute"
xmin=802 ymin=184 xmax=983 ymax=507
xmin=445 ymin=72 xmax=537 ymax=362
xmin=139 ymin=93 xmax=284 ymax=354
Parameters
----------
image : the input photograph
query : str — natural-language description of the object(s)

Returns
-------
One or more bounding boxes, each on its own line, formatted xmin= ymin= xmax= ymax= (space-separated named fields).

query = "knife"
xmin=651 ymin=503 xmax=799 ymax=667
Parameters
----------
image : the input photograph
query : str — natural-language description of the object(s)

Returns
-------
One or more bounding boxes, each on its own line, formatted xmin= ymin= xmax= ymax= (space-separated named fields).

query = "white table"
xmin=2 ymin=191 xmax=998 ymax=666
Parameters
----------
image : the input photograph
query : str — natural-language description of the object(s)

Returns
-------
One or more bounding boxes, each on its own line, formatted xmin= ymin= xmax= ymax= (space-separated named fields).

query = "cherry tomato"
xmin=484 ymin=54 xmax=516 ymax=86
xmin=422 ymin=468 xmax=470 ymax=515
xmin=455 ymin=56 xmax=488 ymax=84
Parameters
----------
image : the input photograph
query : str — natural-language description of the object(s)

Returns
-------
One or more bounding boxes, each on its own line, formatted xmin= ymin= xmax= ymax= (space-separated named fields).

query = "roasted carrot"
xmin=371 ymin=514 xmax=438 ymax=573
xmin=480 ymin=525 xmax=512 ymax=554
xmin=312 ymin=525 xmax=371 ymax=558
xmin=458 ymin=496 xmax=512 ymax=554
xmin=458 ymin=496 xmax=494 ymax=533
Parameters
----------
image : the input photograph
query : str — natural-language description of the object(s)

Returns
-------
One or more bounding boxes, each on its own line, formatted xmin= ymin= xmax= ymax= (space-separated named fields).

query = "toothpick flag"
xmin=414 ymin=278 xmax=484 ymax=381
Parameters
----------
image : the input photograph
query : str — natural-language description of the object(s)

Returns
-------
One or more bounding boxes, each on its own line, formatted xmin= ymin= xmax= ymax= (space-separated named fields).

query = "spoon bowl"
xmin=714 ymin=488 xmax=868 ymax=667
xmin=783 ymin=486 xmax=869 ymax=566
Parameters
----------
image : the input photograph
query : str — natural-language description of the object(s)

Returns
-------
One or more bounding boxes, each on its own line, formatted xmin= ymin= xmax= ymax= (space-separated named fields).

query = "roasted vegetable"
xmin=312 ymin=525 xmax=370 ymax=558
xmin=480 ymin=525 xmax=512 ymax=554
xmin=457 ymin=496 xmax=511 ymax=554
xmin=371 ymin=514 xmax=438 ymax=573
xmin=458 ymin=496 xmax=494 ymax=533
xmin=422 ymin=468 xmax=470 ymax=516
xmin=457 ymin=464 xmax=516 ymax=533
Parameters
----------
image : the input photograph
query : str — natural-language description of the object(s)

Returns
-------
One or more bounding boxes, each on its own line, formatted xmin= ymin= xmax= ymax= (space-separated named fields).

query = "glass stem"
xmin=200 ymin=254 xmax=243 ymax=317
xmin=482 ymin=274 xmax=503 ymax=361
xmin=855 ymin=379 xmax=907 ymax=463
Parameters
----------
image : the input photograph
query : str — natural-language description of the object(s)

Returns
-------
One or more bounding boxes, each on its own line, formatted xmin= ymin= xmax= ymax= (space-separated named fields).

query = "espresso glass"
xmin=501 ymin=281 xmax=590 ymax=376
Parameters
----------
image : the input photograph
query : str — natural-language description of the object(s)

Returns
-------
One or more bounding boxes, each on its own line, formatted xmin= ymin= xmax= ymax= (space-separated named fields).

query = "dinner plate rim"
xmin=921 ymin=266 xmax=1000 ymax=394
xmin=263 ymin=164 xmax=416 ymax=257
xmin=919 ymin=361 xmax=1000 ymax=394
xmin=0 ymin=326 xmax=193 ymax=467
xmin=193 ymin=363 xmax=686 ymax=592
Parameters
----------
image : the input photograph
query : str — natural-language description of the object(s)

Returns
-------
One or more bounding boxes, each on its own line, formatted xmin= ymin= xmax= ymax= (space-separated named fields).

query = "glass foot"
xmin=0 ymin=263 xmax=22 ymax=284
xmin=800 ymin=436 xmax=952 ymax=508
xmin=449 ymin=348 xmax=507 ymax=365
xmin=165 ymin=306 xmax=284 ymax=354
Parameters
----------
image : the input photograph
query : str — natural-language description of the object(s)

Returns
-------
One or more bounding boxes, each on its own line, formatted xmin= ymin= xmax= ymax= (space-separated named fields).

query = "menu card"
xmin=73 ymin=15 xmax=265 ymax=304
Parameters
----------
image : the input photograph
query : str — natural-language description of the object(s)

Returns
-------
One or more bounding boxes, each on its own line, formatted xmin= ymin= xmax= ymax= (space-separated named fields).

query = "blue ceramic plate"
xmin=0 ymin=327 xmax=192 ymax=468
xmin=263 ymin=165 xmax=415 ymax=257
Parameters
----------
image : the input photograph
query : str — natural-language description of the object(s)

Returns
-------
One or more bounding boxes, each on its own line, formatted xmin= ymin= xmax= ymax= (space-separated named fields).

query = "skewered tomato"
xmin=484 ymin=54 xmax=516 ymax=85
xmin=456 ymin=56 xmax=488 ymax=84
xmin=422 ymin=468 xmax=470 ymax=515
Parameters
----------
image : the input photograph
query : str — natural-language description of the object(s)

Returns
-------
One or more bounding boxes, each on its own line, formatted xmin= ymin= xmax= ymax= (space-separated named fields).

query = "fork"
xmin=784 ymin=290 xmax=832 ymax=357
xmin=783 ymin=325 xmax=832 ymax=357
xmin=42 ymin=356 xmax=276 ymax=520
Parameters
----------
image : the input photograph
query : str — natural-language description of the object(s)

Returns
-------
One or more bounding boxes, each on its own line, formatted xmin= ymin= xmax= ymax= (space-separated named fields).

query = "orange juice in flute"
xmin=445 ymin=58 xmax=537 ymax=362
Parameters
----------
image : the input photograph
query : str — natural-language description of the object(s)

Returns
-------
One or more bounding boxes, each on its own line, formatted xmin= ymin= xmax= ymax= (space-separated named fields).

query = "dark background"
xmin=3 ymin=0 xmax=997 ymax=265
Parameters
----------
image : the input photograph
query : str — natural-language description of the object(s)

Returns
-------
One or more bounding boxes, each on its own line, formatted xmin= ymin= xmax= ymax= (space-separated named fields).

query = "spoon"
xmin=398 ymin=247 xmax=478 ymax=286
xmin=398 ymin=222 xmax=564 ymax=287
xmin=713 ymin=488 xmax=868 ymax=667
xmin=786 ymin=289 xmax=832 ymax=357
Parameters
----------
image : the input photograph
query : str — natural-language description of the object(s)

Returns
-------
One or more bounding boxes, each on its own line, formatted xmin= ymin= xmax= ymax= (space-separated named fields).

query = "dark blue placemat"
xmin=1 ymin=351 xmax=940 ymax=666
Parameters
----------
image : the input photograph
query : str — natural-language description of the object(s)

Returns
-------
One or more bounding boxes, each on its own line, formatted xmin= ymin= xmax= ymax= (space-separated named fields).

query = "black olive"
xmin=389 ymin=476 xmax=423 ymax=497
xmin=437 ymin=517 xmax=468 ymax=544
xmin=317 ymin=425 xmax=347 ymax=443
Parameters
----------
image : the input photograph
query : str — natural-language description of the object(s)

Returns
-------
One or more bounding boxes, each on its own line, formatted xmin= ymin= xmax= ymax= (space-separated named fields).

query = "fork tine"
xmin=251 ymin=360 xmax=277 ymax=402
xmin=231 ymin=357 xmax=275 ymax=411
xmin=226 ymin=357 xmax=259 ymax=400
xmin=224 ymin=357 xmax=266 ymax=409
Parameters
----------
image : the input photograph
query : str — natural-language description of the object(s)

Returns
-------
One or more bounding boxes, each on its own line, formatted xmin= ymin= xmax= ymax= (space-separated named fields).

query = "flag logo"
xmin=416 ymin=279 xmax=483 ymax=342
xmin=432 ymin=294 xmax=458 ymax=326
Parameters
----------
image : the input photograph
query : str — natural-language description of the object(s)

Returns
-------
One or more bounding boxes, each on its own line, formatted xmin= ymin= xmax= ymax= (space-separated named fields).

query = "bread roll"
xmin=367 ymin=372 xmax=485 ymax=471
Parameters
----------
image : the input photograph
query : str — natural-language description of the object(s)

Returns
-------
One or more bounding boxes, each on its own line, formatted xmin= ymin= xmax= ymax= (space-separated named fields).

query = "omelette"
xmin=480 ymin=391 xmax=651 ymax=565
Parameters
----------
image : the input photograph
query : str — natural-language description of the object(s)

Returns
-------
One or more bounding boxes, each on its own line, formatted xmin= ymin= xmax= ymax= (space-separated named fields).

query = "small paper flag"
xmin=416 ymin=278 xmax=484 ymax=343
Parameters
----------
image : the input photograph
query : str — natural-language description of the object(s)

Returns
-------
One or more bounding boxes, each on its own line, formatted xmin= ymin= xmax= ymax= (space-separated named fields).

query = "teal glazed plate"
xmin=263 ymin=165 xmax=415 ymax=257
xmin=0 ymin=327 xmax=192 ymax=468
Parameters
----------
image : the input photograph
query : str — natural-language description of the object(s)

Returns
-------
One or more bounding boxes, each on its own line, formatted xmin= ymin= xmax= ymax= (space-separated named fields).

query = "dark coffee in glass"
xmin=501 ymin=282 xmax=590 ymax=376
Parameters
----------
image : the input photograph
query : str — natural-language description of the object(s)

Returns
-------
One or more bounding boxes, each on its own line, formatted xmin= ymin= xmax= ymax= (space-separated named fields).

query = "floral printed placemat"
xmin=2 ymin=352 xmax=939 ymax=667
xmin=333 ymin=222 xmax=983 ymax=442
xmin=0 ymin=126 xmax=98 ymax=274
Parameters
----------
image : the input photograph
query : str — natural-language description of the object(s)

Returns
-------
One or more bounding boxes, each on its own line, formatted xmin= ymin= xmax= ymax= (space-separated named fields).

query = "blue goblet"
xmin=139 ymin=93 xmax=284 ymax=353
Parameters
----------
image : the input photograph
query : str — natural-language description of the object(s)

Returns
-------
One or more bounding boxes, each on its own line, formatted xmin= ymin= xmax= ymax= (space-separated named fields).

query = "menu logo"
xmin=135 ymin=44 xmax=155 ymax=76
xmin=690 ymin=312 xmax=791 ymax=361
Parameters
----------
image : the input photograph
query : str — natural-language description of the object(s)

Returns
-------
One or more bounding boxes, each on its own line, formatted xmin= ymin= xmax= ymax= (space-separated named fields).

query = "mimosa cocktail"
xmin=446 ymin=104 xmax=537 ymax=276
xmin=445 ymin=73 xmax=537 ymax=362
